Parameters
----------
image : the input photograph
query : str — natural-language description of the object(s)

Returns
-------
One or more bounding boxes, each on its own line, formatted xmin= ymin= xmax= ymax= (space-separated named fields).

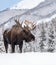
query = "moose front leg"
xmin=19 ymin=41 xmax=23 ymax=53
xmin=11 ymin=44 xmax=15 ymax=53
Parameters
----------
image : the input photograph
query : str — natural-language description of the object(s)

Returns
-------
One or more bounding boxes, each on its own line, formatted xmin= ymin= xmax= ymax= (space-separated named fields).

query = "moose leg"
xmin=3 ymin=36 xmax=8 ymax=53
xmin=4 ymin=42 xmax=8 ymax=53
xmin=11 ymin=44 xmax=15 ymax=53
xmin=19 ymin=41 xmax=23 ymax=53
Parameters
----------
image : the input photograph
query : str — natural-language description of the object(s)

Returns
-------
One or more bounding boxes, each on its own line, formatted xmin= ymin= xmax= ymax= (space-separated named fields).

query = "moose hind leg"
xmin=19 ymin=41 xmax=23 ymax=53
xmin=4 ymin=42 xmax=8 ymax=53
xmin=3 ymin=36 xmax=8 ymax=53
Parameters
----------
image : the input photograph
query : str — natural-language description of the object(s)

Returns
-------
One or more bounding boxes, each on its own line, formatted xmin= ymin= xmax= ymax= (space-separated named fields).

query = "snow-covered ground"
xmin=0 ymin=53 xmax=56 ymax=65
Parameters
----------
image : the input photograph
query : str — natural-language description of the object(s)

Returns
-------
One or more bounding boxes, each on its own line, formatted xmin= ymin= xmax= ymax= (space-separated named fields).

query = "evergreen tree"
xmin=39 ymin=22 xmax=46 ymax=52
xmin=47 ymin=23 xmax=55 ymax=52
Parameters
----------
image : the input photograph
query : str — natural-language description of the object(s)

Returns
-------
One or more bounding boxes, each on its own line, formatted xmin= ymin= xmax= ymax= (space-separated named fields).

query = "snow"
xmin=0 ymin=53 xmax=56 ymax=65
xmin=0 ymin=9 xmax=27 ymax=26
xmin=37 ymin=14 xmax=56 ymax=25
xmin=0 ymin=1 xmax=56 ymax=65
xmin=1 ymin=0 xmax=56 ymax=26
xmin=10 ymin=0 xmax=45 ymax=9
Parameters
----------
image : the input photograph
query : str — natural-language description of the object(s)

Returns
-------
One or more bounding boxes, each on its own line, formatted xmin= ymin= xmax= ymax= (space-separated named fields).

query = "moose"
xmin=3 ymin=19 xmax=35 ymax=53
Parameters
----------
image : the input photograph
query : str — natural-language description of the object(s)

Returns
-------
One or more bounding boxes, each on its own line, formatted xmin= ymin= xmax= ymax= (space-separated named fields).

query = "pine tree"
xmin=47 ymin=23 xmax=55 ymax=52
xmin=39 ymin=22 xmax=46 ymax=52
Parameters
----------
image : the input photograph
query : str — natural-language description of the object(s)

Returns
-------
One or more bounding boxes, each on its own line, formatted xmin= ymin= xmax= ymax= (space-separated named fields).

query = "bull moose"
xmin=3 ymin=20 xmax=35 ymax=53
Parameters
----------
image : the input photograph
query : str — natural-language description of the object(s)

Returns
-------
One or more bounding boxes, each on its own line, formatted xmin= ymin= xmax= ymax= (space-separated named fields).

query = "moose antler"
xmin=14 ymin=19 xmax=22 ymax=27
xmin=32 ymin=21 xmax=36 ymax=30
xmin=25 ymin=20 xmax=36 ymax=30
